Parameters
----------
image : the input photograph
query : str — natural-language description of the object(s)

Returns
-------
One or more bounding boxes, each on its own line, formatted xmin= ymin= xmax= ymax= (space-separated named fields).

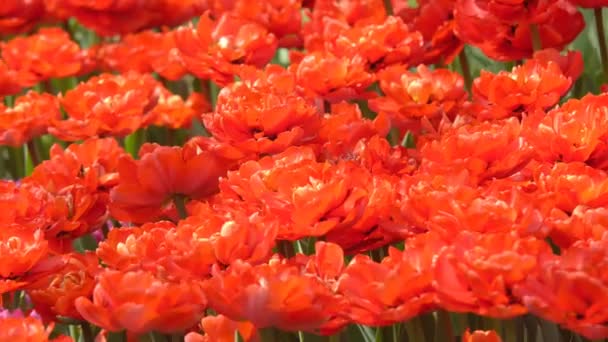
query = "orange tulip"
xmin=472 ymin=49 xmax=582 ymax=120
xmin=0 ymin=224 xmax=47 ymax=279
xmin=75 ymin=269 xmax=207 ymax=334
xmin=0 ymin=316 xmax=69 ymax=342
xmin=0 ymin=181 xmax=52 ymax=230
xmin=337 ymin=233 xmax=438 ymax=326
xmin=318 ymin=102 xmax=390 ymax=158
xmin=110 ymin=142 xmax=229 ymax=223
xmin=97 ymin=220 xmax=216 ymax=281
xmin=175 ymin=12 xmax=278 ymax=85
xmin=50 ymin=73 xmax=167 ymax=141
xmin=546 ymin=206 xmax=608 ymax=249
xmin=289 ymin=51 xmax=374 ymax=103
xmin=98 ymin=29 xmax=188 ymax=81
xmin=369 ymin=64 xmax=468 ymax=138
xmin=419 ymin=117 xmax=534 ymax=185
xmin=0 ymin=0 xmax=47 ymax=35
xmin=0 ymin=91 xmax=60 ymax=147
xmin=532 ymin=161 xmax=608 ymax=214
xmin=514 ymin=236 xmax=608 ymax=339
xmin=222 ymin=146 xmax=398 ymax=252
xmin=23 ymin=139 xmax=126 ymax=251
xmin=462 ymin=329 xmax=503 ymax=342
xmin=434 ymin=231 xmax=552 ymax=318
xmin=24 ymin=252 xmax=100 ymax=321
xmin=0 ymin=60 xmax=24 ymax=96
xmin=207 ymin=0 xmax=302 ymax=46
xmin=185 ymin=315 xmax=259 ymax=342
xmin=203 ymin=256 xmax=342 ymax=332
xmin=204 ymin=65 xmax=321 ymax=155
xmin=398 ymin=0 xmax=463 ymax=65
xmin=523 ymin=93 xmax=608 ymax=165
xmin=1 ymin=27 xmax=86 ymax=85
xmin=45 ymin=0 xmax=205 ymax=37
xmin=454 ymin=0 xmax=584 ymax=61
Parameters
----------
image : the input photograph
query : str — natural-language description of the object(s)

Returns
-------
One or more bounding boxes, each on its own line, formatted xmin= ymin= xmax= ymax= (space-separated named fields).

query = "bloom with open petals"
xmin=419 ymin=118 xmax=534 ymax=185
xmin=370 ymin=64 xmax=468 ymax=138
xmin=0 ymin=315 xmax=64 ymax=342
xmin=337 ymin=232 xmax=438 ymax=326
xmin=75 ymin=270 xmax=206 ymax=334
xmin=0 ymin=91 xmax=60 ymax=146
xmin=50 ymin=73 xmax=167 ymax=141
xmin=176 ymin=13 xmax=278 ymax=85
xmin=203 ymin=256 xmax=341 ymax=332
xmin=0 ymin=0 xmax=47 ymax=35
xmin=434 ymin=231 xmax=552 ymax=318
xmin=472 ymin=49 xmax=582 ymax=120
xmin=185 ymin=315 xmax=259 ymax=342
xmin=462 ymin=329 xmax=503 ymax=342
xmin=204 ymin=65 xmax=321 ymax=155
xmin=523 ymin=94 xmax=608 ymax=166
xmin=514 ymin=236 xmax=608 ymax=339
xmin=2 ymin=27 xmax=87 ymax=85
xmin=110 ymin=143 xmax=229 ymax=223
xmin=24 ymin=252 xmax=100 ymax=321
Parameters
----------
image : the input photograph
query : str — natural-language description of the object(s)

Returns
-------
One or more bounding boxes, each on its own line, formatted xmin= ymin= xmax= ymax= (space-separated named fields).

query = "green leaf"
xmin=401 ymin=131 xmax=416 ymax=149
xmin=72 ymin=234 xmax=98 ymax=253
xmin=124 ymin=129 xmax=146 ymax=158
xmin=271 ymin=48 xmax=291 ymax=68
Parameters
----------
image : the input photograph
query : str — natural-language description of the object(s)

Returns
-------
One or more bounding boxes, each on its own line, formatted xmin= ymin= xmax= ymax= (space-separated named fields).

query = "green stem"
xmin=23 ymin=144 xmax=33 ymax=176
xmin=388 ymin=127 xmax=400 ymax=147
xmin=173 ymin=194 xmax=188 ymax=220
xmin=7 ymin=146 xmax=22 ymax=178
xmin=370 ymin=246 xmax=388 ymax=262
xmin=404 ymin=318 xmax=426 ymax=342
xmin=376 ymin=325 xmax=395 ymax=342
xmin=2 ymin=292 xmax=12 ymax=309
xmin=107 ymin=331 xmax=127 ymax=342
xmin=207 ymin=80 xmax=220 ymax=110
xmin=530 ymin=24 xmax=542 ymax=52
xmin=419 ymin=313 xmax=436 ymax=342
xmin=523 ymin=315 xmax=538 ymax=342
xmin=595 ymin=8 xmax=608 ymax=82
xmin=391 ymin=324 xmax=400 ymax=342
xmin=328 ymin=333 xmax=340 ymax=342
xmin=165 ymin=333 xmax=181 ymax=342
xmin=0 ymin=147 xmax=8 ymax=179
xmin=12 ymin=290 xmax=25 ymax=309
xmin=68 ymin=325 xmax=81 ymax=342
xmin=26 ymin=139 xmax=41 ymax=167
xmin=102 ymin=222 xmax=110 ymax=238
xmin=537 ymin=317 xmax=560 ymax=342
xmin=81 ymin=322 xmax=94 ymax=342
xmin=277 ymin=240 xmax=296 ymax=258
xmin=260 ymin=328 xmax=289 ymax=342
xmin=383 ymin=0 xmax=394 ymax=15
xmin=436 ymin=310 xmax=454 ymax=342
xmin=148 ymin=332 xmax=162 ymax=342
xmin=166 ymin=128 xmax=175 ymax=146
xmin=459 ymin=49 xmax=472 ymax=94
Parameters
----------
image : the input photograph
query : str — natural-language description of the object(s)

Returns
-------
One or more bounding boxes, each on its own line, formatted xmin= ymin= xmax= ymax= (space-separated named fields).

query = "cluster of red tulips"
xmin=2 ymin=0 xmax=608 ymax=341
